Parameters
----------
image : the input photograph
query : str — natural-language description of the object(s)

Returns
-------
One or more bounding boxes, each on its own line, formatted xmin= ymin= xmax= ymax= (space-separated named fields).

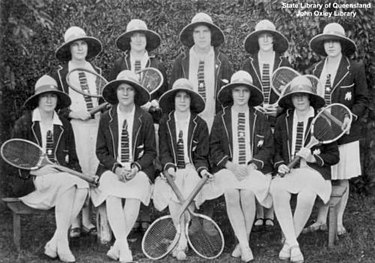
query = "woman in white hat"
xmin=305 ymin=22 xmax=369 ymax=236
xmin=153 ymin=78 xmax=215 ymax=260
xmin=12 ymin=75 xmax=90 ymax=262
xmin=242 ymin=19 xmax=292 ymax=229
xmin=210 ymin=70 xmax=273 ymax=262
xmin=270 ymin=75 xmax=339 ymax=263
xmin=94 ymin=70 xmax=155 ymax=262
xmin=109 ymin=19 xmax=168 ymax=232
xmin=51 ymin=26 xmax=108 ymax=240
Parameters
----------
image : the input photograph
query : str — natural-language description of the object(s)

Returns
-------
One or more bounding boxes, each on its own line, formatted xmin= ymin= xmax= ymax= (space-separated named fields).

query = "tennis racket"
xmin=1 ymin=139 xmax=99 ymax=185
xmin=136 ymin=67 xmax=164 ymax=96
xmin=66 ymin=67 xmax=109 ymax=116
xmin=255 ymin=67 xmax=300 ymax=114
xmin=164 ymin=172 xmax=224 ymax=259
xmin=286 ymin=103 xmax=352 ymax=170
xmin=141 ymin=173 xmax=211 ymax=260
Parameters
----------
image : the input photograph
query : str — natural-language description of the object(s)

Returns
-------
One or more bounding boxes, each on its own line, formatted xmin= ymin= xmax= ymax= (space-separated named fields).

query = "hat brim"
xmin=278 ymin=91 xmax=325 ymax=109
xmin=244 ymin=30 xmax=289 ymax=54
xmin=55 ymin=36 xmax=103 ymax=62
xmin=23 ymin=89 xmax=71 ymax=110
xmin=179 ymin=22 xmax=225 ymax=48
xmin=309 ymin=34 xmax=356 ymax=57
xmin=102 ymin=79 xmax=150 ymax=106
xmin=116 ymin=30 xmax=161 ymax=52
xmin=218 ymin=82 xmax=264 ymax=107
xmin=159 ymin=88 xmax=205 ymax=114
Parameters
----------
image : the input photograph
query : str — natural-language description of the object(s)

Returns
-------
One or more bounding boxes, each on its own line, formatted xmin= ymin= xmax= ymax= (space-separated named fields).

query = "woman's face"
xmin=130 ymin=32 xmax=147 ymax=52
xmin=258 ymin=33 xmax=274 ymax=52
xmin=193 ymin=25 xmax=212 ymax=50
xmin=70 ymin=40 xmax=88 ymax=61
xmin=232 ymin=86 xmax=250 ymax=107
xmin=117 ymin=83 xmax=135 ymax=107
xmin=291 ymin=93 xmax=310 ymax=111
xmin=324 ymin=40 xmax=342 ymax=58
xmin=38 ymin=92 xmax=58 ymax=113
xmin=175 ymin=91 xmax=191 ymax=113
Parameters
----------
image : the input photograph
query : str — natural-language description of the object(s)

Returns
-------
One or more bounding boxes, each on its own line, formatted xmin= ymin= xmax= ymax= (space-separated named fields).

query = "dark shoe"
xmin=82 ymin=225 xmax=97 ymax=236
xmin=264 ymin=218 xmax=274 ymax=227
xmin=69 ymin=227 xmax=81 ymax=238
xmin=141 ymin=221 xmax=150 ymax=233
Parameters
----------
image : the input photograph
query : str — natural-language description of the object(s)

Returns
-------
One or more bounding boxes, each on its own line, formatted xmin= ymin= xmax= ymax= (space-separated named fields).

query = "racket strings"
xmin=142 ymin=217 xmax=177 ymax=259
xmin=187 ymin=217 xmax=224 ymax=259
xmin=2 ymin=141 xmax=42 ymax=168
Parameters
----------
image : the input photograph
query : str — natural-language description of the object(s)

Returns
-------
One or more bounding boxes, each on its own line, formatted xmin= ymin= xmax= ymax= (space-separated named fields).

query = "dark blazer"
xmin=209 ymin=107 xmax=274 ymax=174
xmin=273 ymin=109 xmax=340 ymax=180
xmin=95 ymin=105 xmax=156 ymax=181
xmin=242 ymin=53 xmax=292 ymax=106
xmin=51 ymin=63 xmax=103 ymax=119
xmin=159 ymin=112 xmax=209 ymax=174
xmin=170 ymin=48 xmax=233 ymax=114
xmin=11 ymin=111 xmax=81 ymax=194
xmin=310 ymin=56 xmax=369 ymax=144
xmin=108 ymin=51 xmax=168 ymax=102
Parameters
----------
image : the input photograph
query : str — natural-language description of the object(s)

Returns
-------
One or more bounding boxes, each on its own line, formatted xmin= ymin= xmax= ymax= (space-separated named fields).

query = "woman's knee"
xmin=240 ymin=189 xmax=255 ymax=200
xmin=224 ymin=189 xmax=240 ymax=206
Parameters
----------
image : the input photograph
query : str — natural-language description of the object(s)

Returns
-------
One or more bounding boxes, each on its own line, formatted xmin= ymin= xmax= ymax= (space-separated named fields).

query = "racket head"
xmin=271 ymin=67 xmax=300 ymax=96
xmin=310 ymin=103 xmax=352 ymax=145
xmin=66 ymin=68 xmax=108 ymax=98
xmin=141 ymin=215 xmax=180 ymax=260
xmin=136 ymin=67 xmax=163 ymax=96
xmin=186 ymin=213 xmax=225 ymax=259
xmin=1 ymin=139 xmax=46 ymax=170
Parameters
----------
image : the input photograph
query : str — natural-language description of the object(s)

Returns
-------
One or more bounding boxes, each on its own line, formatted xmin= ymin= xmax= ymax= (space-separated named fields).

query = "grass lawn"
xmin=0 ymin=192 xmax=375 ymax=263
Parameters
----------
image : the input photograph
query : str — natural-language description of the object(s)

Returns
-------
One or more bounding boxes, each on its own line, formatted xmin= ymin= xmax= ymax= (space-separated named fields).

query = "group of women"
xmin=10 ymin=11 xmax=368 ymax=263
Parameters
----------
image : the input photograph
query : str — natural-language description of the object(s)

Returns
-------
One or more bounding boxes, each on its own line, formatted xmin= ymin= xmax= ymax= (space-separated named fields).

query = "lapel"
xmin=285 ymin=109 xmax=293 ymax=158
xmin=249 ymin=55 xmax=262 ymax=87
xmin=53 ymin=124 xmax=64 ymax=163
xmin=332 ymin=56 xmax=350 ymax=89
xmin=166 ymin=112 xmax=177 ymax=160
xmin=312 ymin=60 xmax=324 ymax=78
xmin=273 ymin=54 xmax=283 ymax=72
xmin=188 ymin=114 xmax=198 ymax=160
xmin=124 ymin=51 xmax=131 ymax=70
xmin=108 ymin=106 xmax=119 ymax=159
xmin=248 ymin=108 xmax=256 ymax=153
xmin=57 ymin=64 xmax=69 ymax=93
xmin=181 ymin=50 xmax=189 ymax=78
xmin=221 ymin=107 xmax=233 ymax=157
xmin=132 ymin=107 xmax=143 ymax=156
xmin=214 ymin=49 xmax=222 ymax=94
xmin=31 ymin=122 xmax=42 ymax=147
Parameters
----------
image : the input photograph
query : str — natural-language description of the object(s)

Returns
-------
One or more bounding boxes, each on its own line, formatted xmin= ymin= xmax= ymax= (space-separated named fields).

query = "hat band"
xmin=35 ymin=85 xmax=59 ymax=94
xmin=256 ymin=26 xmax=276 ymax=31
xmin=324 ymin=30 xmax=346 ymax=37
xmin=232 ymin=78 xmax=253 ymax=86
xmin=290 ymin=84 xmax=313 ymax=93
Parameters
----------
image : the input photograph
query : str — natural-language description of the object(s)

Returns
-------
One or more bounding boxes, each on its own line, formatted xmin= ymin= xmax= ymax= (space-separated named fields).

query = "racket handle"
xmin=89 ymin=103 xmax=109 ymax=116
xmin=52 ymin=165 xmax=99 ymax=185
xmin=287 ymin=156 xmax=302 ymax=169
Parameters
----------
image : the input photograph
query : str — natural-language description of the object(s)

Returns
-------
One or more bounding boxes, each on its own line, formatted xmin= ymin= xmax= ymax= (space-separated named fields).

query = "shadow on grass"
xmin=1 ymin=193 xmax=375 ymax=262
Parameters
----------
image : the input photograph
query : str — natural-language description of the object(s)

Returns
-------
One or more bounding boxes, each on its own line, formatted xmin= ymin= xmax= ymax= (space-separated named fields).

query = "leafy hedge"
xmin=1 ymin=0 xmax=374 ymax=195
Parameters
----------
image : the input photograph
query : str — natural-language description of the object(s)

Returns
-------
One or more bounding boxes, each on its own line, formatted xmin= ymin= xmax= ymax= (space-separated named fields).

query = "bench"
xmin=328 ymin=184 xmax=347 ymax=248
xmin=2 ymin=197 xmax=53 ymax=251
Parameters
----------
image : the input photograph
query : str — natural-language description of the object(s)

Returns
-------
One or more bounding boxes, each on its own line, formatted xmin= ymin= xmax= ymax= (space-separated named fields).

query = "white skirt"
xmin=331 ymin=141 xmax=361 ymax=180
xmin=92 ymin=171 xmax=152 ymax=207
xmin=213 ymin=169 xmax=272 ymax=208
xmin=20 ymin=172 xmax=89 ymax=210
xmin=270 ymin=167 xmax=332 ymax=204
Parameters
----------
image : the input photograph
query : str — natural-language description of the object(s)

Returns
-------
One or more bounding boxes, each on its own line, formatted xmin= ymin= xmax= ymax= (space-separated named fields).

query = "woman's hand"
xmin=278 ymin=164 xmax=290 ymax=177
xmin=296 ymin=147 xmax=316 ymax=163
xmin=69 ymin=110 xmax=91 ymax=121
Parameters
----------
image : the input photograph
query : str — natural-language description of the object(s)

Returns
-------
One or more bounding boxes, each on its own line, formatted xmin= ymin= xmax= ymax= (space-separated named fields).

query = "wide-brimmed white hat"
xmin=24 ymin=75 xmax=71 ymax=110
xmin=278 ymin=75 xmax=325 ymax=109
xmin=116 ymin=19 xmax=161 ymax=52
xmin=179 ymin=12 xmax=225 ymax=48
xmin=244 ymin=19 xmax=289 ymax=54
xmin=218 ymin=70 xmax=264 ymax=107
xmin=55 ymin=26 xmax=102 ymax=61
xmin=159 ymin=78 xmax=205 ymax=114
xmin=309 ymin=23 xmax=356 ymax=56
xmin=102 ymin=70 xmax=150 ymax=105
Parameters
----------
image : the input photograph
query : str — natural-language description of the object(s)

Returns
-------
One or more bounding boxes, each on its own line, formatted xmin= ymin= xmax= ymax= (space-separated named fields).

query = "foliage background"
xmin=0 ymin=0 xmax=374 ymax=198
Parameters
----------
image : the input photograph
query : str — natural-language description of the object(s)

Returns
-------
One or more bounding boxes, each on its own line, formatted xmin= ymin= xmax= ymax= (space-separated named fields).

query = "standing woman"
xmin=12 ymin=75 xmax=90 ymax=262
xmin=242 ymin=19 xmax=292 ymax=228
xmin=270 ymin=75 xmax=339 ymax=262
xmin=51 ymin=26 xmax=108 ymax=240
xmin=304 ymin=23 xmax=369 ymax=235
xmin=109 ymin=19 xmax=168 ymax=231
xmin=210 ymin=71 xmax=274 ymax=262
xmin=94 ymin=70 xmax=156 ymax=262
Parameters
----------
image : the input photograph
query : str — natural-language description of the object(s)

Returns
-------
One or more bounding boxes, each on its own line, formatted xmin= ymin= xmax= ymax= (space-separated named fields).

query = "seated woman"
xmin=210 ymin=70 xmax=274 ymax=262
xmin=270 ymin=75 xmax=340 ymax=263
xmin=94 ymin=70 xmax=156 ymax=263
xmin=12 ymin=75 xmax=90 ymax=263
xmin=153 ymin=78 xmax=212 ymax=260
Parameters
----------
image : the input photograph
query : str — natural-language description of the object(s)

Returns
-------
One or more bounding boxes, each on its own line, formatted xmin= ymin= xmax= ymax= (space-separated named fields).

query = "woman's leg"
xmin=239 ymin=190 xmax=256 ymax=238
xmin=293 ymin=189 xmax=316 ymax=238
xmin=123 ymin=198 xmax=141 ymax=238
xmin=337 ymin=179 xmax=349 ymax=234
